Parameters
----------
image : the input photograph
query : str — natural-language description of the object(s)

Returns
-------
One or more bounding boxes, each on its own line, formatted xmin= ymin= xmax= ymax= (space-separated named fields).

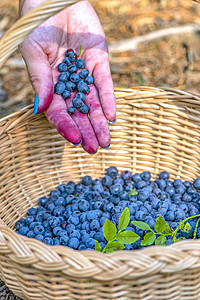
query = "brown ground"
xmin=1 ymin=0 xmax=200 ymax=119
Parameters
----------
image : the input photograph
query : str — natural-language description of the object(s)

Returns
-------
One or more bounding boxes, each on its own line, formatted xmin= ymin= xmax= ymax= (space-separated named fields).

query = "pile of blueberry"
xmin=54 ymin=48 xmax=93 ymax=115
xmin=15 ymin=167 xmax=200 ymax=250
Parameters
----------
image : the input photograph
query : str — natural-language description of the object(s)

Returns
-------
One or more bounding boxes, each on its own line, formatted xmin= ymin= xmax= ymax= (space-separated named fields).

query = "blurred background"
xmin=0 ymin=0 xmax=200 ymax=119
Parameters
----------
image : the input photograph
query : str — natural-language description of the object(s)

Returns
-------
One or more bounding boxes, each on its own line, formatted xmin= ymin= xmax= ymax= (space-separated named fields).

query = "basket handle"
xmin=0 ymin=0 xmax=82 ymax=68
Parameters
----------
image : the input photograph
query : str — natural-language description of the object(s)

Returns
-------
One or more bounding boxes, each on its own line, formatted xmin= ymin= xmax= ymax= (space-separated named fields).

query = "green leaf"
xmin=128 ymin=189 xmax=138 ymax=196
xmin=103 ymin=219 xmax=117 ymax=242
xmin=184 ymin=222 xmax=190 ymax=232
xmin=164 ymin=223 xmax=171 ymax=234
xmin=95 ymin=240 xmax=102 ymax=252
xmin=132 ymin=221 xmax=151 ymax=231
xmin=119 ymin=207 xmax=130 ymax=231
xmin=117 ymin=231 xmax=140 ymax=244
xmin=141 ymin=232 xmax=156 ymax=246
xmin=176 ymin=238 xmax=185 ymax=242
xmin=179 ymin=222 xmax=184 ymax=230
xmin=103 ymin=242 xmax=125 ymax=253
xmin=78 ymin=45 xmax=82 ymax=57
xmin=154 ymin=216 xmax=167 ymax=233
xmin=155 ymin=235 xmax=167 ymax=246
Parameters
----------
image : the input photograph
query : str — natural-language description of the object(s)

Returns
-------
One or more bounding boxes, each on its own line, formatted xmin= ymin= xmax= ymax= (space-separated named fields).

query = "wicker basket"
xmin=1 ymin=1 xmax=200 ymax=299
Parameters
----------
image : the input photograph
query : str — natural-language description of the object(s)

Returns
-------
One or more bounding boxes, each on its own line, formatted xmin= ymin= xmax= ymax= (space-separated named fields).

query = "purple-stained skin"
xmin=19 ymin=0 xmax=116 ymax=154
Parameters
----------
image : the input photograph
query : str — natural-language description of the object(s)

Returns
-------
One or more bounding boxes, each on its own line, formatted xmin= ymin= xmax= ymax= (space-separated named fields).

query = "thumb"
xmin=20 ymin=39 xmax=54 ymax=114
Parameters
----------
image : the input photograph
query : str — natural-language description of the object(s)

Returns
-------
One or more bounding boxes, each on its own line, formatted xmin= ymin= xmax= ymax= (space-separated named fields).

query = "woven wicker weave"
xmin=1 ymin=1 xmax=200 ymax=299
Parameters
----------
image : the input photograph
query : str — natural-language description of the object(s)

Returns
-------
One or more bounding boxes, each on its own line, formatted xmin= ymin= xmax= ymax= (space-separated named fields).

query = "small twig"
xmin=108 ymin=24 xmax=200 ymax=53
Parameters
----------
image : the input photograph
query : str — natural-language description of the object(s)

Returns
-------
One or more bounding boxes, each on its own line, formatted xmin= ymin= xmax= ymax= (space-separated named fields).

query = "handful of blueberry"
xmin=54 ymin=47 xmax=93 ymax=115
xmin=15 ymin=167 xmax=200 ymax=251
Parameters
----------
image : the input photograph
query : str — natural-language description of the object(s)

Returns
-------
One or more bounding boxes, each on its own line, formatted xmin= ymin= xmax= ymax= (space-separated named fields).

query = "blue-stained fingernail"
xmin=102 ymin=143 xmax=110 ymax=149
xmin=34 ymin=95 xmax=39 ymax=115
xmin=108 ymin=117 xmax=117 ymax=124
xmin=72 ymin=139 xmax=82 ymax=146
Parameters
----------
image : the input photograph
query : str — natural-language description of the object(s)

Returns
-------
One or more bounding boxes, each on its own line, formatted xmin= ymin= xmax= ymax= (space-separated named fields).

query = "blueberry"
xmin=65 ymin=81 xmax=76 ymax=92
xmin=107 ymin=166 xmax=118 ymax=178
xmin=110 ymin=183 xmax=123 ymax=195
xmin=179 ymin=203 xmax=188 ymax=213
xmin=44 ymin=237 xmax=53 ymax=245
xmin=53 ymin=226 xmax=62 ymax=236
xmin=159 ymin=171 xmax=170 ymax=180
xmin=175 ymin=184 xmax=186 ymax=195
xmin=85 ymin=238 xmax=95 ymax=249
xmin=59 ymin=71 xmax=70 ymax=82
xmin=72 ymin=97 xmax=83 ymax=108
xmin=78 ymin=200 xmax=90 ymax=212
xmin=85 ymin=76 xmax=94 ymax=85
xmin=79 ymin=69 xmax=89 ymax=79
xmin=44 ymin=231 xmax=53 ymax=238
xmin=34 ymin=225 xmax=45 ymax=235
xmin=35 ymin=212 xmax=44 ymax=222
xmin=62 ymin=90 xmax=71 ymax=100
xmin=165 ymin=186 xmax=175 ymax=197
xmin=174 ymin=179 xmax=183 ymax=187
xmin=184 ymin=181 xmax=191 ymax=188
xmin=60 ymin=235 xmax=69 ymax=246
xmin=50 ymin=190 xmax=61 ymax=201
xmin=68 ymin=237 xmax=79 ymax=249
xmin=70 ymin=73 xmax=79 ymax=83
xmin=121 ymin=170 xmax=132 ymax=180
xmin=76 ymin=92 xmax=85 ymax=102
xmin=102 ymin=175 xmax=112 ymax=187
xmin=55 ymin=197 xmax=66 ymax=207
xmin=80 ymin=104 xmax=89 ymax=114
xmin=67 ymin=106 xmax=76 ymax=115
xmin=193 ymin=178 xmax=200 ymax=190
xmin=113 ymin=177 xmax=124 ymax=186
xmin=27 ymin=207 xmax=37 ymax=216
xmin=27 ymin=231 xmax=35 ymax=238
xmin=156 ymin=179 xmax=166 ymax=190
xmin=68 ymin=65 xmax=78 ymax=74
xmin=19 ymin=226 xmax=29 ymax=235
xmin=77 ymin=80 xmax=90 ymax=94
xmin=175 ymin=209 xmax=185 ymax=220
xmin=94 ymin=232 xmax=104 ymax=242
xmin=48 ymin=216 xmax=61 ymax=228
xmin=75 ymin=59 xmax=85 ymax=69
xmin=182 ymin=193 xmax=192 ymax=202
xmin=135 ymin=180 xmax=146 ymax=189
xmin=35 ymin=234 xmax=44 ymax=242
xmin=71 ymin=230 xmax=81 ymax=240
xmin=29 ymin=222 xmax=41 ymax=231
xmin=68 ymin=53 xmax=77 ymax=63
xmin=54 ymin=82 xmax=66 ymax=94
xmin=135 ymin=211 xmax=146 ymax=221
xmin=63 ymin=57 xmax=72 ymax=67
xmin=53 ymin=206 xmax=65 ymax=217
xmin=26 ymin=216 xmax=35 ymax=226
xmin=65 ymin=50 xmax=74 ymax=57
xmin=78 ymin=244 xmax=87 ymax=250
xmin=141 ymin=171 xmax=151 ymax=181
xmin=68 ymin=215 xmax=79 ymax=226
xmin=132 ymin=173 xmax=141 ymax=182
xmin=82 ymin=175 xmax=92 ymax=186
xmin=58 ymin=63 xmax=68 ymax=72
xmin=100 ymin=217 xmax=107 ymax=227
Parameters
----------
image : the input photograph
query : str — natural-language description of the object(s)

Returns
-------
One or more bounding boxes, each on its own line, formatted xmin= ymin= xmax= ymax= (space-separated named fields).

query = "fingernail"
xmin=102 ymin=143 xmax=110 ymax=149
xmin=34 ymin=95 xmax=39 ymax=115
xmin=72 ymin=139 xmax=82 ymax=146
xmin=108 ymin=117 xmax=117 ymax=124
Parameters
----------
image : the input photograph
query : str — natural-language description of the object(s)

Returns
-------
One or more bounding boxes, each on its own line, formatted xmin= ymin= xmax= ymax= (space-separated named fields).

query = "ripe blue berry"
xmin=68 ymin=237 xmax=79 ymax=249
xmin=67 ymin=106 xmax=76 ymax=115
xmin=27 ymin=207 xmax=37 ymax=216
xmin=35 ymin=234 xmax=44 ymax=242
xmin=65 ymin=81 xmax=76 ymax=92
xmin=76 ymin=59 xmax=85 ymax=69
xmin=107 ymin=166 xmax=118 ymax=178
xmin=19 ymin=226 xmax=29 ymax=235
xmin=70 ymin=73 xmax=79 ymax=83
xmin=159 ymin=171 xmax=170 ymax=180
xmin=27 ymin=231 xmax=35 ymax=238
xmin=63 ymin=57 xmax=72 ymax=67
xmin=79 ymin=69 xmax=89 ymax=79
xmin=58 ymin=63 xmax=68 ymax=72
xmin=80 ymin=104 xmax=89 ymax=114
xmin=193 ymin=178 xmax=200 ymax=190
xmin=59 ymin=71 xmax=70 ymax=82
xmin=76 ymin=92 xmax=85 ymax=101
xmin=77 ymin=80 xmax=90 ymax=94
xmin=72 ymin=97 xmax=83 ymax=108
xmin=85 ymin=76 xmax=94 ymax=85
xmin=68 ymin=65 xmax=78 ymax=74
xmin=34 ymin=225 xmax=45 ymax=235
xmin=54 ymin=82 xmax=66 ymax=94
xmin=44 ymin=237 xmax=53 ymax=245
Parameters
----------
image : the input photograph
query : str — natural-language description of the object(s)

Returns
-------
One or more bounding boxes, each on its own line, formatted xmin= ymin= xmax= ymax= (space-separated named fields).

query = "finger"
xmin=84 ymin=49 xmax=116 ymax=122
xmin=45 ymin=94 xmax=81 ymax=144
xmin=84 ymin=85 xmax=110 ymax=148
xmin=20 ymin=39 xmax=54 ymax=114
xmin=65 ymin=94 xmax=99 ymax=154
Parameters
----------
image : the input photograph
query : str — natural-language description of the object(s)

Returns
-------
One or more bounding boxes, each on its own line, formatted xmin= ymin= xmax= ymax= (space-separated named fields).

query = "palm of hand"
xmin=20 ymin=0 xmax=116 ymax=153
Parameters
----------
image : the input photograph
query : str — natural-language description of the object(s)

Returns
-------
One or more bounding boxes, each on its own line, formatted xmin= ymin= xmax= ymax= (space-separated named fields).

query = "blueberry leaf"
xmin=132 ymin=221 xmax=151 ymax=231
xmin=103 ymin=219 xmax=117 ymax=242
xmin=103 ymin=242 xmax=125 ymax=253
xmin=154 ymin=217 xmax=167 ymax=233
xmin=155 ymin=235 xmax=167 ymax=246
xmin=184 ymin=222 xmax=190 ymax=232
xmin=141 ymin=232 xmax=156 ymax=246
xmin=95 ymin=240 xmax=102 ymax=252
xmin=128 ymin=189 xmax=138 ymax=196
xmin=179 ymin=221 xmax=184 ymax=231
xmin=117 ymin=231 xmax=140 ymax=244
xmin=119 ymin=207 xmax=130 ymax=231
xmin=164 ymin=223 xmax=171 ymax=234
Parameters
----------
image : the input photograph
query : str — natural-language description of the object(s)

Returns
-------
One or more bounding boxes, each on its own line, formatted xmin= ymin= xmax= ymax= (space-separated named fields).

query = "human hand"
xmin=19 ymin=0 xmax=116 ymax=154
